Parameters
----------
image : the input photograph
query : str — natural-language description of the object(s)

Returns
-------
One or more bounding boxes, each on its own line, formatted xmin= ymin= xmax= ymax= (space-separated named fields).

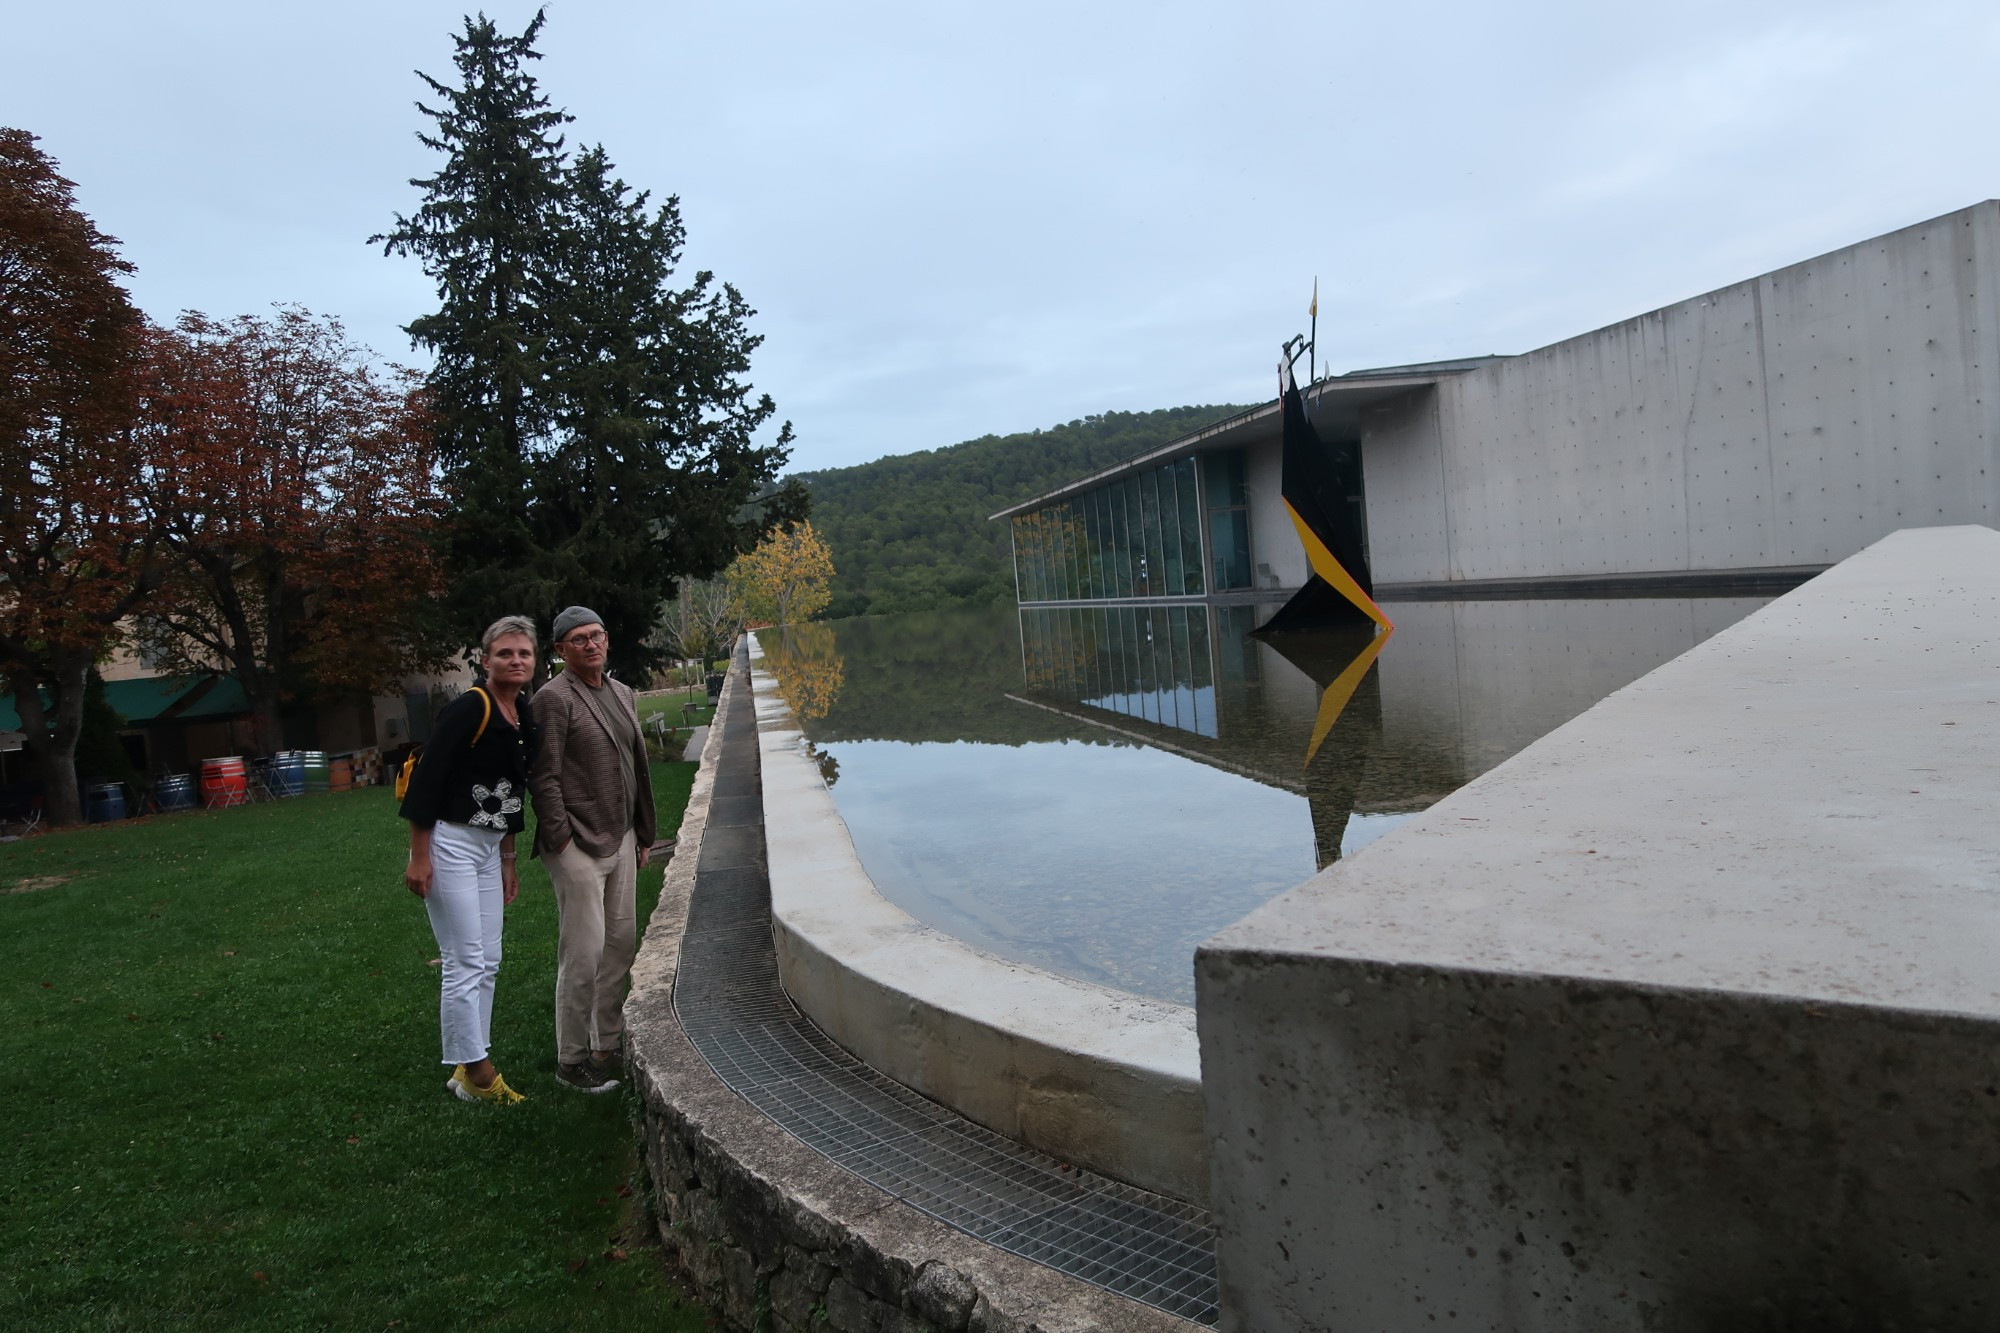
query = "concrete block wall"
xmin=1195 ymin=525 xmax=2000 ymax=1331
xmin=1241 ymin=442 xmax=1308 ymax=590
xmin=1361 ymin=202 xmax=2000 ymax=585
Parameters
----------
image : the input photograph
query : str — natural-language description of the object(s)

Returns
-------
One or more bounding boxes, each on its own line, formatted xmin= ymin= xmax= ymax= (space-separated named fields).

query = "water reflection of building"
xmin=1018 ymin=604 xmax=1396 ymax=869
xmin=1015 ymin=598 xmax=1770 ymax=869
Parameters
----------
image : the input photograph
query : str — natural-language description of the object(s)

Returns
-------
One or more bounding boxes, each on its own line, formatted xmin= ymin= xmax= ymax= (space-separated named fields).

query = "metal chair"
xmin=244 ymin=760 xmax=276 ymax=804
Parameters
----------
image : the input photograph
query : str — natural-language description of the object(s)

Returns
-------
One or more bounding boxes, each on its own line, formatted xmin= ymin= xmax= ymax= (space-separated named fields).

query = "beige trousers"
xmin=543 ymin=829 xmax=637 ymax=1065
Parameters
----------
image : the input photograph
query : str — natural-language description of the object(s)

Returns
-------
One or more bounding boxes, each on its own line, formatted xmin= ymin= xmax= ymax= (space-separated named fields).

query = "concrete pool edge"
xmin=749 ymin=633 xmax=1210 ymax=1206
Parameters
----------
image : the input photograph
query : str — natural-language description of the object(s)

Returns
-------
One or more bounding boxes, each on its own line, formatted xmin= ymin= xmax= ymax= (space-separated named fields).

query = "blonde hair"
xmin=480 ymin=615 xmax=538 ymax=658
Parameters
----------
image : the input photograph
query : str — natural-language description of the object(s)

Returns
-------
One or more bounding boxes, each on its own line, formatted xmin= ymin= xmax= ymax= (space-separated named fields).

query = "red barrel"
xmin=200 ymin=757 xmax=248 ymax=808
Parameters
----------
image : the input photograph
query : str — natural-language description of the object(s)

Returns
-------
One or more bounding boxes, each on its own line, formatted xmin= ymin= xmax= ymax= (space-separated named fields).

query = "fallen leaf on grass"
xmin=125 ymin=1013 xmax=139 ymax=1022
xmin=346 ymin=1136 xmax=360 ymax=1146
xmin=40 ymin=982 xmax=52 ymax=989
xmin=606 ymin=1248 xmax=629 ymax=1262
xmin=615 ymin=1184 xmax=633 ymax=1198
xmin=596 ymin=1196 xmax=611 ymax=1206
xmin=223 ymin=951 xmax=237 ymax=957
xmin=426 ymin=959 xmax=441 ymax=968
xmin=566 ymin=1258 xmax=588 ymax=1274
xmin=252 ymin=1272 xmax=268 ymax=1283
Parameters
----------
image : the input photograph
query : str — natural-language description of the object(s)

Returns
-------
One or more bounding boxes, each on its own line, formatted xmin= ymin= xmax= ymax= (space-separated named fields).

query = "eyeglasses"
xmin=563 ymin=630 xmax=608 ymax=648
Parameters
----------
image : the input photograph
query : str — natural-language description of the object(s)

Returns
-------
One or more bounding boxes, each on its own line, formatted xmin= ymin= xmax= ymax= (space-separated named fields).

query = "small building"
xmin=995 ymin=201 xmax=2000 ymax=602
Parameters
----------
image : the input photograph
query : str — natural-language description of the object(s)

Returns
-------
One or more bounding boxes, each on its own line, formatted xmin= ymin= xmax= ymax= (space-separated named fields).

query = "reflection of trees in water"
xmin=804 ymin=609 xmax=1083 ymax=747
xmin=1010 ymin=507 xmax=1091 ymax=604
xmin=761 ymin=622 xmax=845 ymax=722
xmin=1021 ymin=614 xmax=1096 ymax=691
xmin=807 ymin=742 xmax=840 ymax=787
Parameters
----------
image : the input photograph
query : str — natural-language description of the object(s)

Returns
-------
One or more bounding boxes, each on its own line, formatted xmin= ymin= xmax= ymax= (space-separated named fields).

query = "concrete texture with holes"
xmin=1198 ymin=525 xmax=2000 ymax=1332
xmin=626 ymin=643 xmax=1217 ymax=1331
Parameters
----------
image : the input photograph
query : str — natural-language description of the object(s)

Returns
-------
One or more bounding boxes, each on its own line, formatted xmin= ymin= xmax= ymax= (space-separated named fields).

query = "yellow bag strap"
xmin=467 ymin=686 xmax=492 ymax=748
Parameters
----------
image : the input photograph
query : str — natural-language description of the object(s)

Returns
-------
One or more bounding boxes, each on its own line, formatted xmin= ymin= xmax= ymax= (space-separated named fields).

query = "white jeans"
xmin=425 ymin=820 xmax=506 ymax=1066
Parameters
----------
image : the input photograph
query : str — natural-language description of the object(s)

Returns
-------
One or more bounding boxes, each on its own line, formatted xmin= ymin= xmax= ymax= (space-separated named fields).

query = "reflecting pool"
xmin=757 ymin=597 xmax=1773 ymax=1005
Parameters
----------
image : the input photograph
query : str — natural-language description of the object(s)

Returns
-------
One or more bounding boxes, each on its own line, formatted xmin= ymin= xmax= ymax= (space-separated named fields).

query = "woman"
xmin=399 ymin=615 xmax=538 ymax=1104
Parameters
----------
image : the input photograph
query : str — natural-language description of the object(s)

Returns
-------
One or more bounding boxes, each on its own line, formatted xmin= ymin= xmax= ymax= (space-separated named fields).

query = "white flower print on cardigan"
xmin=467 ymin=779 xmax=523 ymax=830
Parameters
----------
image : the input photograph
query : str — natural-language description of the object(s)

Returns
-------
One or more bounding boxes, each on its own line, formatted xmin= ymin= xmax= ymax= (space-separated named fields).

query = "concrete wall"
xmin=1359 ymin=388 xmax=1452 ymax=584
xmin=1195 ymin=525 xmax=2000 ymax=1331
xmin=1363 ymin=202 xmax=2000 ymax=585
xmin=1241 ymin=441 xmax=1307 ymax=590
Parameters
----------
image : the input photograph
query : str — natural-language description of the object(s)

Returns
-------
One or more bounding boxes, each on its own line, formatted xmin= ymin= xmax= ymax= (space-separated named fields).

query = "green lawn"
xmin=637 ymin=689 xmax=714 ymax=731
xmin=1 ymin=765 xmax=712 ymax=1332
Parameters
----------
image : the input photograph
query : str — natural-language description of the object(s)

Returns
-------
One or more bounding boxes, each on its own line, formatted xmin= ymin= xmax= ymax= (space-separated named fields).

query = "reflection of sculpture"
xmin=1017 ymin=603 xmax=1392 ymax=871
xmin=1258 ymin=360 xmax=1394 ymax=634
xmin=1261 ymin=624 xmax=1387 ymax=870
xmin=761 ymin=622 xmax=845 ymax=722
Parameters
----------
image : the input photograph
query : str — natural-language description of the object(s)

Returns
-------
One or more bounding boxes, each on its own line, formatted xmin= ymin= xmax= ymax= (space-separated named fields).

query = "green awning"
xmin=0 ymin=691 xmax=34 ymax=731
xmin=0 ymin=674 xmax=251 ymax=731
xmin=159 ymin=675 xmax=251 ymax=720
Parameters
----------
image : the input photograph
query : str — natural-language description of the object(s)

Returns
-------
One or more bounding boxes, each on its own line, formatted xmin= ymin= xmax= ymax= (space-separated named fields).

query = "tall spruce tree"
xmin=378 ymin=11 xmax=804 ymax=675
xmin=537 ymin=145 xmax=806 ymax=674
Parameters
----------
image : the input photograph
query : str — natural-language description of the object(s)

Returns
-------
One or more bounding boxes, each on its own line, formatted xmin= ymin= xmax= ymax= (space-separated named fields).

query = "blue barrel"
xmin=85 ymin=782 xmax=126 ymax=823
xmin=155 ymin=773 xmax=196 ymax=813
xmin=269 ymin=752 xmax=306 ymax=798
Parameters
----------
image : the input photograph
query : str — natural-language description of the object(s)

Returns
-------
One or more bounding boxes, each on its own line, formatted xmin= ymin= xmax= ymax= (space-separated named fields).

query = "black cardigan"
xmin=397 ymin=688 xmax=535 ymax=834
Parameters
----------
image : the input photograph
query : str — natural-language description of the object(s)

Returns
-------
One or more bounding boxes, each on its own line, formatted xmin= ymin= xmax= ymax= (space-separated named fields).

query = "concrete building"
xmin=996 ymin=201 xmax=2000 ymax=600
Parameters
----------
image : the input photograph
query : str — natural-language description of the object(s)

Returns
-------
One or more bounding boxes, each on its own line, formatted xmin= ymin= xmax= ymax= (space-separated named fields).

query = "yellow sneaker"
xmin=448 ymin=1065 xmax=526 ymax=1104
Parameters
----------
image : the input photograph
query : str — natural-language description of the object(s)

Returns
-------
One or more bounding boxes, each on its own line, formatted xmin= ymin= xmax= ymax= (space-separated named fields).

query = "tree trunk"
xmin=13 ymin=651 xmax=90 ymax=826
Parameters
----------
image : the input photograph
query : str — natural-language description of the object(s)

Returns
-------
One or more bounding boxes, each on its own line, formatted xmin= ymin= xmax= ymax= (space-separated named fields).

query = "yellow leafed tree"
xmin=728 ymin=520 xmax=834 ymax=625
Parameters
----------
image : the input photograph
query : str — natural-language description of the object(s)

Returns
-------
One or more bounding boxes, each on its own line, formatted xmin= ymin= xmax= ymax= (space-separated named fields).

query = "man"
xmin=532 ymin=606 xmax=656 ymax=1093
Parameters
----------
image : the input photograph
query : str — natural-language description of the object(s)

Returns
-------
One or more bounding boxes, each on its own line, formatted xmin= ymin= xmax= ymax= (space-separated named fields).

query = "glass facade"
xmin=1020 ymin=604 xmax=1218 ymax=737
xmin=1011 ymin=455 xmax=1207 ymax=602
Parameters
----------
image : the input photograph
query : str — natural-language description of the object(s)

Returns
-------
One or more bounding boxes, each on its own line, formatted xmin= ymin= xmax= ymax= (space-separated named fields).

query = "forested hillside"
xmin=797 ymin=405 xmax=1249 ymax=619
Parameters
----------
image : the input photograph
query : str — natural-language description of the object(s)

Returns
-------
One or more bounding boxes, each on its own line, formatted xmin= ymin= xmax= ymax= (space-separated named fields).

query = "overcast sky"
xmin=9 ymin=1 xmax=2000 ymax=473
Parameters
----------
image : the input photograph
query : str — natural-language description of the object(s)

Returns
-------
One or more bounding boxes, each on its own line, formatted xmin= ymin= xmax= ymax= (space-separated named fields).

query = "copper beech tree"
xmin=0 ymin=129 xmax=158 ymax=826
xmin=133 ymin=309 xmax=452 ymax=755
xmin=2 ymin=130 xmax=449 ymax=823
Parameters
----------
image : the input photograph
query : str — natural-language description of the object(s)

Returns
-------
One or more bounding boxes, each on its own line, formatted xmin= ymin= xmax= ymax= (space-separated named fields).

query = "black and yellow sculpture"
xmin=1256 ymin=359 xmax=1394 ymax=635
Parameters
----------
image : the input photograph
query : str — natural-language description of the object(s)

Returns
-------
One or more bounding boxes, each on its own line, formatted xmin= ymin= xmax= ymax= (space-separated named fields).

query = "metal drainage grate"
xmin=672 ymin=656 xmax=1219 ymax=1325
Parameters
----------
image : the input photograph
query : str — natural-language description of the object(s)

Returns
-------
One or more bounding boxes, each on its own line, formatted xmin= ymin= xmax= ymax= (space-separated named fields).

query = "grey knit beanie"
xmin=551 ymin=605 xmax=604 ymax=643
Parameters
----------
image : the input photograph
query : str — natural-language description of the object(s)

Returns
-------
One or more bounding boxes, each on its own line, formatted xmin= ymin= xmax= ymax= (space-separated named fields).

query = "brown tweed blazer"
xmin=529 ymin=668 xmax=657 ymax=859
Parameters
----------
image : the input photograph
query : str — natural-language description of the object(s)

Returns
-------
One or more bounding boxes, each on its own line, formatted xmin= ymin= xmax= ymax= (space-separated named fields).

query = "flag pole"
xmin=1308 ymin=276 xmax=1318 ymax=393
